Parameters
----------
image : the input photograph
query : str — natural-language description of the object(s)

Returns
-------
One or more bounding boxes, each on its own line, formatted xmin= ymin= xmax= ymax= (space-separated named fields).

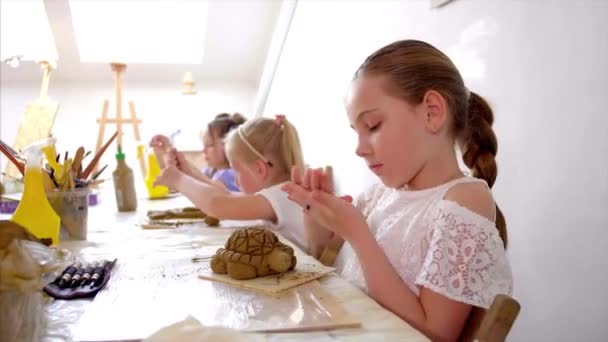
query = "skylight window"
xmin=0 ymin=0 xmax=58 ymax=62
xmin=69 ymin=0 xmax=208 ymax=64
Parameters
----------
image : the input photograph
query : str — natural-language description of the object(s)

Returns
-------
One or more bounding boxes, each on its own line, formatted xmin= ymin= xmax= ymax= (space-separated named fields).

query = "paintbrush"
xmin=90 ymin=164 xmax=108 ymax=181
xmin=0 ymin=143 xmax=25 ymax=175
xmin=81 ymin=132 xmax=118 ymax=179
xmin=72 ymin=147 xmax=85 ymax=178
xmin=0 ymin=140 xmax=23 ymax=161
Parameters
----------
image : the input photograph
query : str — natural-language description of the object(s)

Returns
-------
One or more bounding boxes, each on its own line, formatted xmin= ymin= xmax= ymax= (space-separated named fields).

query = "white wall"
xmin=0 ymin=81 xmax=256 ymax=183
xmin=264 ymin=0 xmax=608 ymax=340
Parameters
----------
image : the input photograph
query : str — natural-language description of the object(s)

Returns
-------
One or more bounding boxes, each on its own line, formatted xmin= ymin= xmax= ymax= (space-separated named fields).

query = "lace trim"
xmin=439 ymin=199 xmax=498 ymax=232
xmin=413 ymin=200 xmax=512 ymax=308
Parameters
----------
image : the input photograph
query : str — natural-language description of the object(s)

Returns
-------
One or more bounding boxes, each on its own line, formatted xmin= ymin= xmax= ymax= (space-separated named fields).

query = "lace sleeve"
xmin=415 ymin=200 xmax=513 ymax=309
xmin=354 ymin=183 xmax=385 ymax=218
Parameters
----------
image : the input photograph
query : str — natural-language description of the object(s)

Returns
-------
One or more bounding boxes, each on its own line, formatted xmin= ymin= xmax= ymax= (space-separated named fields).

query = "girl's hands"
xmin=153 ymin=164 xmax=184 ymax=189
xmin=149 ymin=134 xmax=172 ymax=150
xmin=282 ymin=167 xmax=366 ymax=243
xmin=149 ymin=135 xmax=173 ymax=169
xmin=172 ymin=149 xmax=197 ymax=178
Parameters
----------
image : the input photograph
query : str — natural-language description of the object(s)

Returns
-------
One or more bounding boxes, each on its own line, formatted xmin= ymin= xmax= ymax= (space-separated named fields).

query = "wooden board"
xmin=4 ymin=99 xmax=59 ymax=178
xmin=198 ymin=254 xmax=335 ymax=294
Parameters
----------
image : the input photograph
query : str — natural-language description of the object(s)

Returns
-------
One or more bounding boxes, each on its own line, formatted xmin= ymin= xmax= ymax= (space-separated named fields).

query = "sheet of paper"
xmin=198 ymin=254 xmax=335 ymax=294
xmin=71 ymin=257 xmax=357 ymax=342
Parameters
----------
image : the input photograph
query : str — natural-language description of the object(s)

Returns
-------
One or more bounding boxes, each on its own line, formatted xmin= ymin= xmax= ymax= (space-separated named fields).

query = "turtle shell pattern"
xmin=215 ymin=227 xmax=294 ymax=268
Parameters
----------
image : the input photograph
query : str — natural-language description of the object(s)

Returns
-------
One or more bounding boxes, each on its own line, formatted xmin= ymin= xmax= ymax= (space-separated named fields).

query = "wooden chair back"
xmin=460 ymin=294 xmax=521 ymax=342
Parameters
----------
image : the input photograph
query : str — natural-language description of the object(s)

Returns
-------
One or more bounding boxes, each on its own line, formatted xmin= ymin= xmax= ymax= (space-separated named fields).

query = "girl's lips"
xmin=369 ymin=164 xmax=383 ymax=173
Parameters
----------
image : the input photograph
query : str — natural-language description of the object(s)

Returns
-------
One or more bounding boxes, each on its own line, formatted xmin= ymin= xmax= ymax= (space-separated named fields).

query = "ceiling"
xmin=0 ymin=0 xmax=282 ymax=86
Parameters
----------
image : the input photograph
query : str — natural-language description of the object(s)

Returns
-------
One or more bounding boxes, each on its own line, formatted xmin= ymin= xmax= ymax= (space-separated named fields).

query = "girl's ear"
xmin=254 ymin=159 xmax=270 ymax=180
xmin=422 ymin=89 xmax=449 ymax=134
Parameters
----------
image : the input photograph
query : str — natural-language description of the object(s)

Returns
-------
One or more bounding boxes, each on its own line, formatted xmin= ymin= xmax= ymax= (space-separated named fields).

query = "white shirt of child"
xmin=257 ymin=183 xmax=309 ymax=252
xmin=334 ymin=177 xmax=513 ymax=309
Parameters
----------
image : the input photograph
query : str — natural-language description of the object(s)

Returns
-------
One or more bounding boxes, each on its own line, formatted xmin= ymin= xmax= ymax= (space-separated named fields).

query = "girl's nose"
xmin=355 ymin=137 xmax=371 ymax=157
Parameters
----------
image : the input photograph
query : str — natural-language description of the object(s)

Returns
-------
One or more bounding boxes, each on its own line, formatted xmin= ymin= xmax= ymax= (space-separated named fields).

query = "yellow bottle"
xmin=11 ymin=138 xmax=61 ymax=244
xmin=145 ymin=153 xmax=169 ymax=199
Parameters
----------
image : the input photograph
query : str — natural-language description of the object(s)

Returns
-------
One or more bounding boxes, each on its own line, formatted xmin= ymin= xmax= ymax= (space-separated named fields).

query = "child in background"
xmin=155 ymin=115 xmax=311 ymax=252
xmin=282 ymin=40 xmax=513 ymax=341
xmin=150 ymin=113 xmax=246 ymax=192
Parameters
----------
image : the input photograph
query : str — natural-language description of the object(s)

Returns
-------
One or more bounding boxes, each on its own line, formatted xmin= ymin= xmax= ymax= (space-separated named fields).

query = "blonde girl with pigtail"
xmin=155 ymin=115 xmax=310 ymax=251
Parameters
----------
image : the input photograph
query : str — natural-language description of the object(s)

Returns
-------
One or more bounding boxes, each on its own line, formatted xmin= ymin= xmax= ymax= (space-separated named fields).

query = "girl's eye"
xmin=369 ymin=122 xmax=382 ymax=132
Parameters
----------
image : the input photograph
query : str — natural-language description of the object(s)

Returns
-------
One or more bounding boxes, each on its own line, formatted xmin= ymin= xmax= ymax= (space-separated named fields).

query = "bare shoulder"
xmin=443 ymin=180 xmax=495 ymax=221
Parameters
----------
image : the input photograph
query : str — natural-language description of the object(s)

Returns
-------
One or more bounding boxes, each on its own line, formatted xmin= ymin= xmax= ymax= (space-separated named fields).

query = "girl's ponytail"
xmin=461 ymin=92 xmax=507 ymax=248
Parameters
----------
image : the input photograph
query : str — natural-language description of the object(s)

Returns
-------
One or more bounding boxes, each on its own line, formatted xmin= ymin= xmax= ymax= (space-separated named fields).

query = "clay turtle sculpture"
xmin=210 ymin=226 xmax=297 ymax=280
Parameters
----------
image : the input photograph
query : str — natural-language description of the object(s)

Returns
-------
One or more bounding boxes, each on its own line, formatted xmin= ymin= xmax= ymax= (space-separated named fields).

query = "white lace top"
xmin=334 ymin=177 xmax=513 ymax=309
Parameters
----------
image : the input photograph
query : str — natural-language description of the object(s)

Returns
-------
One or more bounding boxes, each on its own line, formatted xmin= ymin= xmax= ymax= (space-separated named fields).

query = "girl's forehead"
xmin=202 ymin=130 xmax=219 ymax=142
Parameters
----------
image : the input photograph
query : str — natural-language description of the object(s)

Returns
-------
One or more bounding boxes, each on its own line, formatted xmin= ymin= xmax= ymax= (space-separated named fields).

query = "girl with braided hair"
xmin=282 ymin=40 xmax=513 ymax=341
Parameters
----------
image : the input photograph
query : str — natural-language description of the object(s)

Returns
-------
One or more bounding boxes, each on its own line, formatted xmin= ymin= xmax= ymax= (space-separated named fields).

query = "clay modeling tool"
xmin=69 ymin=264 xmax=86 ymax=288
xmin=58 ymin=262 xmax=82 ymax=288
xmin=79 ymin=261 xmax=98 ymax=286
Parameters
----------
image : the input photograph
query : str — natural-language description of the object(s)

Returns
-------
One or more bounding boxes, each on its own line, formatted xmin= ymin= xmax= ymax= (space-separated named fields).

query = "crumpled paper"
xmin=144 ymin=316 xmax=266 ymax=342
xmin=0 ymin=220 xmax=69 ymax=342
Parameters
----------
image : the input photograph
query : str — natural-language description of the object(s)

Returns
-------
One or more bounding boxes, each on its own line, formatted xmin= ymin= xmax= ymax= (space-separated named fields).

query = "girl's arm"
xmin=303 ymin=215 xmax=334 ymax=259
xmin=350 ymin=225 xmax=471 ymax=342
xmin=172 ymin=151 xmax=230 ymax=194
xmin=284 ymin=167 xmax=337 ymax=258
xmin=156 ymin=166 xmax=275 ymax=221
xmin=284 ymin=183 xmax=493 ymax=341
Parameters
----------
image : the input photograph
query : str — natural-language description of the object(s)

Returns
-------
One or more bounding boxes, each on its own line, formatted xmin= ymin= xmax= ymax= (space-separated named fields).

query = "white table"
xmin=5 ymin=189 xmax=428 ymax=341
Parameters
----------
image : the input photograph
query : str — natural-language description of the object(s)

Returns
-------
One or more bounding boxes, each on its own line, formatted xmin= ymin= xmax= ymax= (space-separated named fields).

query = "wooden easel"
xmin=94 ymin=63 xmax=146 ymax=176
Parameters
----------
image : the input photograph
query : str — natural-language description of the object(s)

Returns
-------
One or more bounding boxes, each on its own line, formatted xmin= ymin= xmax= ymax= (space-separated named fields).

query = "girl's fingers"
xmin=339 ymin=195 xmax=354 ymax=203
xmin=320 ymin=171 xmax=333 ymax=193
xmin=175 ymin=151 xmax=187 ymax=166
xmin=291 ymin=166 xmax=303 ymax=186
xmin=164 ymin=151 xmax=177 ymax=166
xmin=281 ymin=182 xmax=296 ymax=193
xmin=311 ymin=168 xmax=322 ymax=191
xmin=302 ymin=168 xmax=313 ymax=190
xmin=282 ymin=183 xmax=311 ymax=208
xmin=150 ymin=135 xmax=171 ymax=148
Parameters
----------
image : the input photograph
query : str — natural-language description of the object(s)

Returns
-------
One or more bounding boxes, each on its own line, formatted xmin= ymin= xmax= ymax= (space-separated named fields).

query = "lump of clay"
xmin=203 ymin=215 xmax=220 ymax=226
xmin=210 ymin=226 xmax=296 ymax=280
xmin=147 ymin=207 xmax=206 ymax=220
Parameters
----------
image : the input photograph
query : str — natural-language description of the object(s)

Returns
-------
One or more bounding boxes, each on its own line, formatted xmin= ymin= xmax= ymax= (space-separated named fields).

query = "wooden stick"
xmin=0 ymin=139 xmax=21 ymax=159
xmin=72 ymin=147 xmax=85 ymax=178
xmin=38 ymin=61 xmax=53 ymax=100
xmin=0 ymin=142 xmax=25 ymax=175
xmin=94 ymin=100 xmax=110 ymax=166
xmin=129 ymin=101 xmax=141 ymax=141
xmin=96 ymin=118 xmax=141 ymax=124
xmin=110 ymin=63 xmax=126 ymax=147
xmin=81 ymin=131 xmax=118 ymax=179
xmin=136 ymin=144 xmax=146 ymax=177
xmin=129 ymin=101 xmax=146 ymax=176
